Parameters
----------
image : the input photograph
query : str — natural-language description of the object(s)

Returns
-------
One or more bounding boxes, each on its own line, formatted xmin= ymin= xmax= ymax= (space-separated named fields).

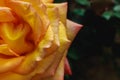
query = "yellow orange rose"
xmin=0 ymin=0 xmax=82 ymax=80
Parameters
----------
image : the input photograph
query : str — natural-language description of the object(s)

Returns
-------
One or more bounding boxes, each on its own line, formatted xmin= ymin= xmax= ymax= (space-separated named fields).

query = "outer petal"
xmin=64 ymin=58 xmax=72 ymax=75
xmin=49 ymin=56 xmax=65 ymax=80
xmin=66 ymin=20 xmax=83 ymax=41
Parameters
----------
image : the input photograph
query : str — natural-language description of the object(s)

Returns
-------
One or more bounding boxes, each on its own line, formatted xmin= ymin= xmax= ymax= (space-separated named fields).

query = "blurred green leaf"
xmin=75 ymin=0 xmax=90 ymax=6
xmin=113 ymin=5 xmax=120 ymax=18
xmin=114 ymin=12 xmax=120 ymax=18
xmin=114 ymin=5 xmax=120 ymax=11
xmin=73 ymin=9 xmax=85 ymax=16
xmin=102 ymin=11 xmax=113 ymax=20
xmin=102 ymin=4 xmax=120 ymax=19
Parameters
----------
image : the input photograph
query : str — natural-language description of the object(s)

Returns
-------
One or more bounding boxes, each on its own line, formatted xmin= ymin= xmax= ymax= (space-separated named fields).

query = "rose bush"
xmin=0 ymin=0 xmax=82 ymax=80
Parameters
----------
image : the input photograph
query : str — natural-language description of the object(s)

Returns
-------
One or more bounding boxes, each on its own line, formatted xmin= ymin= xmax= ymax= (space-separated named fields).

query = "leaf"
xmin=73 ymin=9 xmax=85 ymax=16
xmin=113 ymin=5 xmax=120 ymax=12
xmin=113 ymin=5 xmax=120 ymax=18
xmin=75 ymin=0 xmax=90 ymax=6
xmin=114 ymin=12 xmax=120 ymax=18
xmin=102 ymin=11 xmax=113 ymax=20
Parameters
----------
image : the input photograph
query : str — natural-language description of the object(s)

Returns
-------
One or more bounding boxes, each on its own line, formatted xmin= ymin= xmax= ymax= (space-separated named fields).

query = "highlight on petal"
xmin=0 ymin=44 xmax=19 ymax=56
xmin=0 ymin=56 xmax=24 ymax=73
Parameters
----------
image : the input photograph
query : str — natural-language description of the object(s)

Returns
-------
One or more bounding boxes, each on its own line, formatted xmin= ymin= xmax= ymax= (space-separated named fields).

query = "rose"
xmin=0 ymin=0 xmax=82 ymax=80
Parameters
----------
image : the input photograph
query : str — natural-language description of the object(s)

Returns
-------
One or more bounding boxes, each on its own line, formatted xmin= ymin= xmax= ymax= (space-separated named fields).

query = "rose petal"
xmin=32 ymin=22 xmax=70 ymax=79
xmin=46 ymin=2 xmax=68 ymax=26
xmin=13 ymin=49 xmax=40 ymax=74
xmin=49 ymin=57 xmax=65 ymax=80
xmin=43 ymin=7 xmax=60 ymax=57
xmin=0 ymin=44 xmax=19 ymax=56
xmin=0 ymin=23 xmax=34 ymax=55
xmin=34 ymin=50 xmax=57 ymax=76
xmin=32 ymin=56 xmax=65 ymax=80
xmin=64 ymin=58 xmax=72 ymax=75
xmin=0 ymin=7 xmax=15 ymax=22
xmin=42 ymin=0 xmax=54 ymax=3
xmin=66 ymin=19 xmax=83 ymax=41
xmin=0 ymin=72 xmax=31 ymax=80
xmin=0 ymin=0 xmax=6 ymax=6
xmin=38 ymin=25 xmax=54 ymax=57
xmin=0 ymin=56 xmax=24 ymax=73
xmin=21 ymin=0 xmax=43 ymax=6
xmin=20 ymin=0 xmax=50 ymax=40
xmin=42 ymin=22 xmax=71 ymax=77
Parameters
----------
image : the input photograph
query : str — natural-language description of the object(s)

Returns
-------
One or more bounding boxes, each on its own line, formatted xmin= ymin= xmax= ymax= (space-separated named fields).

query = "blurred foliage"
xmin=54 ymin=0 xmax=120 ymax=21
xmin=75 ymin=0 xmax=90 ymax=6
